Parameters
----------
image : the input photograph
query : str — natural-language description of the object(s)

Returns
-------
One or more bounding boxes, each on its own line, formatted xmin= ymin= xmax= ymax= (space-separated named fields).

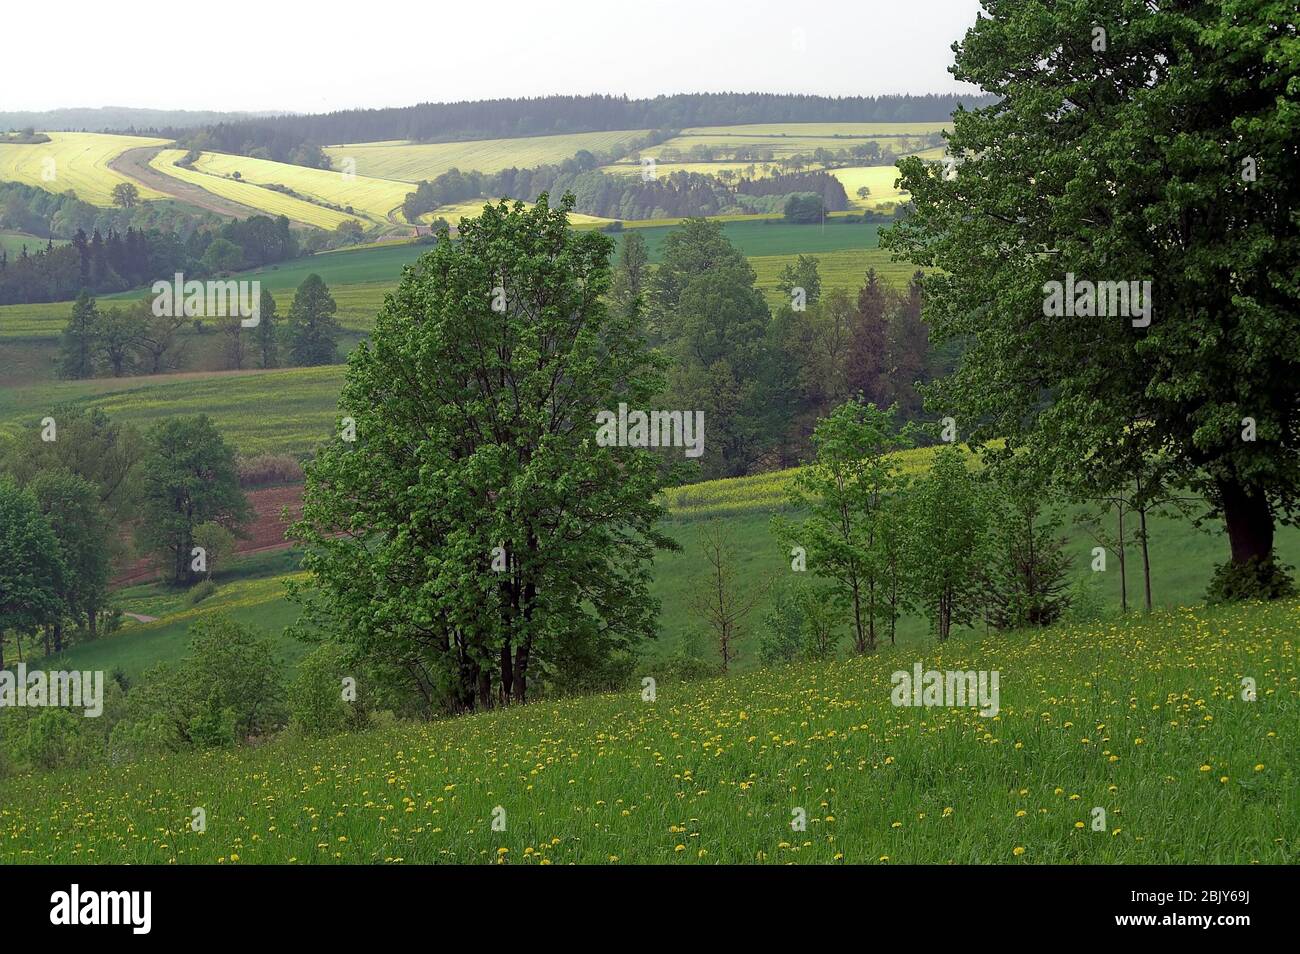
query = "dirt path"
xmin=110 ymin=145 xmax=268 ymax=220
xmin=123 ymin=612 xmax=158 ymax=623
xmin=111 ymin=483 xmax=305 ymax=588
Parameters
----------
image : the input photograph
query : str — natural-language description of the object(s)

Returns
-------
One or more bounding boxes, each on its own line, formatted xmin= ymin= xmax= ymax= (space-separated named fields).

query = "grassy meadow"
xmin=3 ymin=594 xmax=1293 ymax=864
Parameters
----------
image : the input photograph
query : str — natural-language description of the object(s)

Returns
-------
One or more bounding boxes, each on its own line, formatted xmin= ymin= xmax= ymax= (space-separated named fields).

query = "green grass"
xmin=1 ymin=595 xmax=1293 ymax=863
xmin=0 ymin=365 xmax=347 ymax=457
xmin=0 ymin=231 xmax=65 ymax=256
xmin=45 ymin=550 xmax=309 ymax=680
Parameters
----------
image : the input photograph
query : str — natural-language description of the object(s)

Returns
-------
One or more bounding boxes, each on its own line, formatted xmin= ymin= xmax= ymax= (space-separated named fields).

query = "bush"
xmin=120 ymin=615 xmax=287 ymax=746
xmin=186 ymin=579 xmax=218 ymax=605
xmin=236 ymin=453 xmax=303 ymax=488
xmin=288 ymin=643 xmax=368 ymax=737
xmin=1062 ymin=577 xmax=1109 ymax=623
xmin=759 ymin=583 xmax=804 ymax=664
xmin=16 ymin=709 xmax=92 ymax=772
xmin=645 ymin=651 xmax=720 ymax=685
xmin=783 ymin=192 xmax=825 ymax=223
xmin=1206 ymin=555 xmax=1297 ymax=603
xmin=188 ymin=696 xmax=238 ymax=748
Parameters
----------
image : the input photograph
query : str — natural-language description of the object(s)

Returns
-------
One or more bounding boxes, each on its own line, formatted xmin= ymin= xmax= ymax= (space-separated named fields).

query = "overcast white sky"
xmin=6 ymin=0 xmax=987 ymax=113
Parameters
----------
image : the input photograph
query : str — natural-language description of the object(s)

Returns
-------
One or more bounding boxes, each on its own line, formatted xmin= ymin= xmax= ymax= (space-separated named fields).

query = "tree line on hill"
xmin=54 ymin=271 xmax=342 ymax=378
xmin=402 ymin=159 xmax=851 ymax=223
xmin=0 ymin=179 xmax=219 ymax=249
xmin=0 ymin=209 xmax=300 ymax=305
xmin=182 ymin=93 xmax=994 ymax=167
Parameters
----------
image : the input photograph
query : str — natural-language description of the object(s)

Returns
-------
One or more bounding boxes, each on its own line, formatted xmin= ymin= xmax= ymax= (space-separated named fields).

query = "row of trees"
xmin=55 ymin=272 xmax=341 ymax=378
xmin=402 ymin=160 xmax=850 ymax=223
xmin=685 ymin=401 xmax=1081 ymax=674
xmin=0 ymin=213 xmax=300 ymax=305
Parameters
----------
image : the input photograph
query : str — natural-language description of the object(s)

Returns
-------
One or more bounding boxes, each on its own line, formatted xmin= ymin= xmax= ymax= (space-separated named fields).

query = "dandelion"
xmin=1013 ymin=846 xmax=1025 ymax=857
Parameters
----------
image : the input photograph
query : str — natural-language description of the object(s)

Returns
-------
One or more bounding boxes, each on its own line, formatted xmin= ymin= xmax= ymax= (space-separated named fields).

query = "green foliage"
xmin=885 ymin=0 xmax=1300 ymax=574
xmin=979 ymin=467 xmax=1074 ymax=630
xmin=185 ymin=578 xmax=218 ymax=605
xmin=29 ymin=469 xmax=111 ymax=649
xmin=1206 ymin=555 xmax=1298 ymax=604
xmin=135 ymin=415 xmax=249 ymax=585
xmin=783 ymin=192 xmax=825 ymax=223
xmin=776 ymin=398 xmax=913 ymax=652
xmin=0 ymin=478 xmax=65 ymax=665
xmin=192 ymin=521 xmax=236 ymax=579
xmin=57 ymin=292 xmax=98 ymax=379
xmin=651 ymin=218 xmax=775 ymax=478
xmin=903 ymin=446 xmax=989 ymax=640
xmin=120 ymin=614 xmax=287 ymax=747
xmin=289 ymin=643 xmax=368 ymax=737
xmin=758 ymin=582 xmax=804 ymax=664
xmin=254 ymin=287 xmax=279 ymax=369
xmin=291 ymin=194 xmax=677 ymax=714
xmin=201 ymin=237 xmax=243 ymax=273
xmin=286 ymin=273 xmax=340 ymax=366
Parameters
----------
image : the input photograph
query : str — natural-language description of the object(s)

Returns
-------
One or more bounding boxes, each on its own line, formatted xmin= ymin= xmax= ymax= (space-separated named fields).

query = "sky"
xmin=5 ymin=0 xmax=987 ymax=114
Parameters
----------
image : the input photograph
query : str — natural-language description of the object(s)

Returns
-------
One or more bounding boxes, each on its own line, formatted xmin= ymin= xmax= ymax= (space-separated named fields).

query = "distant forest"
xmin=0 ymin=107 xmax=272 ymax=133
xmin=184 ymin=92 xmax=994 ymax=165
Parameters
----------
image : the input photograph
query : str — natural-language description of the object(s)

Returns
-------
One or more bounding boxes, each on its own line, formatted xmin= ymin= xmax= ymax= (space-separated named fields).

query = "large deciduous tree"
xmin=885 ymin=0 xmax=1300 ymax=595
xmin=136 ymin=415 xmax=249 ymax=585
xmin=290 ymin=195 xmax=677 ymax=714
xmin=0 ymin=479 xmax=65 ymax=668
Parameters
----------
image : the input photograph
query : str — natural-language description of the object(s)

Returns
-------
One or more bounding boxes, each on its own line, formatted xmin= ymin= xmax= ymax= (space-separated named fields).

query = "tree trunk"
xmin=512 ymin=639 xmax=530 ymax=704
xmin=499 ymin=640 xmax=513 ymax=705
xmin=851 ymin=579 xmax=867 ymax=653
xmin=1116 ymin=502 xmax=1128 ymax=614
xmin=1137 ymin=505 xmax=1153 ymax=613
xmin=1219 ymin=480 xmax=1275 ymax=564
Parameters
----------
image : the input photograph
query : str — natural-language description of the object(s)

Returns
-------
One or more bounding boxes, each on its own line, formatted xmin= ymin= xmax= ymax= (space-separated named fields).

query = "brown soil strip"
xmin=111 ymin=483 xmax=305 ymax=588
xmin=110 ymin=145 xmax=267 ymax=220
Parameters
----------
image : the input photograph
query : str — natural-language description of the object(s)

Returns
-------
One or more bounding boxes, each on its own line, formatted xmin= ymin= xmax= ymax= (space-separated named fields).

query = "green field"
xmin=0 ymin=131 xmax=168 ymax=206
xmin=323 ymin=130 xmax=654 ymax=183
xmin=0 ymin=231 xmax=65 ymax=256
xmin=3 ymin=592 xmax=1293 ymax=864
xmin=0 ymin=365 xmax=347 ymax=457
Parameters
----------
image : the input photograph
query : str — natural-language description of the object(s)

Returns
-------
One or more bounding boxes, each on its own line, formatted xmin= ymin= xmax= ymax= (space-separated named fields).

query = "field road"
xmin=110 ymin=145 xmax=269 ymax=221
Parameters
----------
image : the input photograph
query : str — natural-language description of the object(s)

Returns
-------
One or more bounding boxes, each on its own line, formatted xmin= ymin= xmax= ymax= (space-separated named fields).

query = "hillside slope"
xmin=1 ymin=598 xmax=1293 ymax=864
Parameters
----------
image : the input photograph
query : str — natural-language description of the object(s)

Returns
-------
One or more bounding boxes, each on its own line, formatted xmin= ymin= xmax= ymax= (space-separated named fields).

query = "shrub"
xmin=288 ymin=643 xmax=368 ymax=737
xmin=759 ymin=583 xmax=804 ymax=664
xmin=236 ymin=453 xmax=303 ymax=488
xmin=186 ymin=579 xmax=218 ymax=605
xmin=1206 ymin=555 xmax=1297 ymax=603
